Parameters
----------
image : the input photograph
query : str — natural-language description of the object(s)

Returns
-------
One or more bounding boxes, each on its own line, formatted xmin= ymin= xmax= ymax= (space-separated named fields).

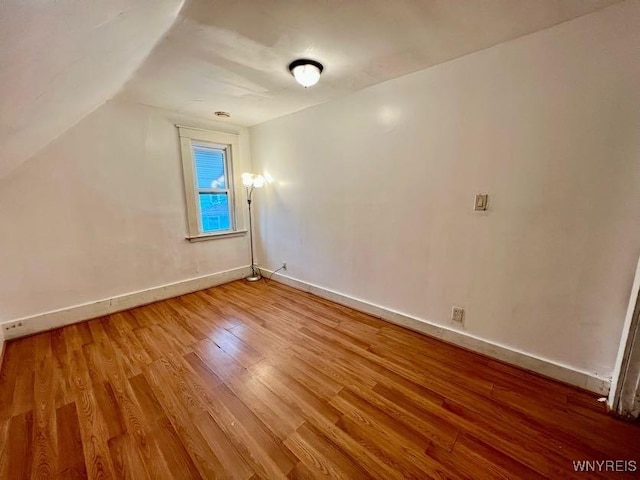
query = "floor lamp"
xmin=242 ymin=173 xmax=265 ymax=282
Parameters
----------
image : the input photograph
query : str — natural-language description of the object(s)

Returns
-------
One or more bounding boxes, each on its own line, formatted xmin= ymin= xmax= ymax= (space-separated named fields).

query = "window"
xmin=193 ymin=143 xmax=231 ymax=232
xmin=178 ymin=126 xmax=245 ymax=240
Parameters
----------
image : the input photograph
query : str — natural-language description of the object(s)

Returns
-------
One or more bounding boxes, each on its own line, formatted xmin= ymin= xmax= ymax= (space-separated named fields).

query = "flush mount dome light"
xmin=288 ymin=59 xmax=324 ymax=88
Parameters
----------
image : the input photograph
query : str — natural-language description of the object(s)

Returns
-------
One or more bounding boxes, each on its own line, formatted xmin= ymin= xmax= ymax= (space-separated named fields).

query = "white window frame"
xmin=178 ymin=126 xmax=246 ymax=241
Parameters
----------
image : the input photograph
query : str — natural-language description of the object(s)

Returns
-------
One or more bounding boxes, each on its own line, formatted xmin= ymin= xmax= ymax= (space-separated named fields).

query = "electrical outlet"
xmin=281 ymin=261 xmax=287 ymax=270
xmin=451 ymin=307 xmax=465 ymax=325
xmin=3 ymin=320 xmax=24 ymax=332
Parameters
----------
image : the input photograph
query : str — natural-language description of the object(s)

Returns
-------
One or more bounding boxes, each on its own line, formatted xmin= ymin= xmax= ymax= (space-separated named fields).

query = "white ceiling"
xmin=0 ymin=0 xmax=622 ymax=178
xmin=117 ymin=0 xmax=621 ymax=126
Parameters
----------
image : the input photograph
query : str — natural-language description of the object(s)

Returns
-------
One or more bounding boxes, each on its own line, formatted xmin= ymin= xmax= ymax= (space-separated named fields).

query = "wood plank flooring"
xmin=0 ymin=280 xmax=638 ymax=479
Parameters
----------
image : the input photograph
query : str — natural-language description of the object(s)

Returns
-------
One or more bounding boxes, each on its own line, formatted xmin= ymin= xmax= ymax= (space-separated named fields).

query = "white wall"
xmin=0 ymin=100 xmax=252 ymax=323
xmin=250 ymin=1 xmax=640 ymax=379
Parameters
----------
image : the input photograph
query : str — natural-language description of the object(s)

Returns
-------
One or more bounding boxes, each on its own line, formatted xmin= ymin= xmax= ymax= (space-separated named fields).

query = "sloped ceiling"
xmin=0 ymin=0 xmax=184 ymax=179
xmin=0 ymin=0 xmax=622 ymax=178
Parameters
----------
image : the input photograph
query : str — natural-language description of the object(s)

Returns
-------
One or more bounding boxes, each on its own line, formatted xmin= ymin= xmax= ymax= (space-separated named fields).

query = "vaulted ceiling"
xmin=0 ymin=0 xmax=185 ymax=178
xmin=0 ymin=0 xmax=622 ymax=178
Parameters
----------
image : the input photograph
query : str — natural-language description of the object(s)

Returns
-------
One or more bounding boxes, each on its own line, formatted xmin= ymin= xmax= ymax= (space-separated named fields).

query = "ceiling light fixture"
xmin=288 ymin=59 xmax=324 ymax=88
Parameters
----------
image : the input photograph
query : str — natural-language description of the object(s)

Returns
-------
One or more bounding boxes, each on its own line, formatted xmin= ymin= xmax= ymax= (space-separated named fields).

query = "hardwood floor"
xmin=0 ymin=280 xmax=638 ymax=479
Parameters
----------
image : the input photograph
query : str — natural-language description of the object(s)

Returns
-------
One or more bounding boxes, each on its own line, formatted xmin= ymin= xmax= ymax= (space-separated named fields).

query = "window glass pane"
xmin=199 ymin=193 xmax=230 ymax=232
xmin=193 ymin=145 xmax=226 ymax=189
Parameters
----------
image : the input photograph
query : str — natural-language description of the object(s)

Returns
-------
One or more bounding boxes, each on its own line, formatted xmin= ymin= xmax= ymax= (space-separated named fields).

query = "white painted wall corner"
xmin=0 ymin=330 xmax=5 ymax=371
xmin=263 ymin=269 xmax=611 ymax=395
xmin=0 ymin=266 xmax=250 ymax=341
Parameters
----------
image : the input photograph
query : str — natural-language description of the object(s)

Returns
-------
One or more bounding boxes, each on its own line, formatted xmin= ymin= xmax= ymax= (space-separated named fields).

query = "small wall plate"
xmin=474 ymin=194 xmax=488 ymax=211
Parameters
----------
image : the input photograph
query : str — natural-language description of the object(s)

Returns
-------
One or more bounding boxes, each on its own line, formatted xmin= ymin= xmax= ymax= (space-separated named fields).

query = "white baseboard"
xmin=1 ymin=265 xmax=610 ymax=395
xmin=1 ymin=266 xmax=251 ymax=341
xmin=263 ymin=270 xmax=610 ymax=395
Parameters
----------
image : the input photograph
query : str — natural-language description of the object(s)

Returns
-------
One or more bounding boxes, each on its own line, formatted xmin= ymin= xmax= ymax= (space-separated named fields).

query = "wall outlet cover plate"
xmin=452 ymin=306 xmax=465 ymax=324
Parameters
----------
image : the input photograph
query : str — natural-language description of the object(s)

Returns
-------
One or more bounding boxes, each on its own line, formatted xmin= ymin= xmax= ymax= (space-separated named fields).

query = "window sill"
xmin=186 ymin=230 xmax=247 ymax=242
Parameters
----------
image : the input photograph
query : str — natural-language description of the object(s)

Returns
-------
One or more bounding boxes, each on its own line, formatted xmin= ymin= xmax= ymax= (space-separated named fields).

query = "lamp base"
xmin=246 ymin=265 xmax=261 ymax=282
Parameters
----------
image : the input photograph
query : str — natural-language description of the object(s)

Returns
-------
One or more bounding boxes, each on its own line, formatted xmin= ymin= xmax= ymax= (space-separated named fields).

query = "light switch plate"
xmin=474 ymin=194 xmax=488 ymax=211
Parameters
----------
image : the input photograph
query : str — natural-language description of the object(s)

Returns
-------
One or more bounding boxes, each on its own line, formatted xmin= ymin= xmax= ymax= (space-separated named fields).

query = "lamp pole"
xmin=246 ymin=185 xmax=261 ymax=281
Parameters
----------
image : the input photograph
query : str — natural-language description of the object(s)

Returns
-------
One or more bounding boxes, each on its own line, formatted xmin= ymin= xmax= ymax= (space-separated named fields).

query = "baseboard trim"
xmin=264 ymin=270 xmax=610 ymax=395
xmin=2 ymin=265 xmax=611 ymax=394
xmin=1 ymin=266 xmax=251 ymax=341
